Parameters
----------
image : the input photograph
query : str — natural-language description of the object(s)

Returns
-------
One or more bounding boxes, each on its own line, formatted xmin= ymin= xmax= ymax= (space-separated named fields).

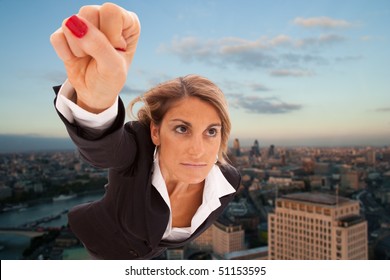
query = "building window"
xmin=324 ymin=209 xmax=331 ymax=216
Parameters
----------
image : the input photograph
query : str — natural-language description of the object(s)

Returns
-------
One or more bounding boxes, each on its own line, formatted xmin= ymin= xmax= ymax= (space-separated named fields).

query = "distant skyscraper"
xmin=366 ymin=149 xmax=376 ymax=165
xmin=251 ymin=140 xmax=261 ymax=157
xmin=268 ymin=145 xmax=275 ymax=158
xmin=233 ymin=138 xmax=241 ymax=157
xmin=268 ymin=192 xmax=368 ymax=260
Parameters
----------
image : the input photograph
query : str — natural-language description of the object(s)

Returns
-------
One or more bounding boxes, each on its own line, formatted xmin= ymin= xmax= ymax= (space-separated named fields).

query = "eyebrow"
xmin=169 ymin=119 xmax=222 ymax=128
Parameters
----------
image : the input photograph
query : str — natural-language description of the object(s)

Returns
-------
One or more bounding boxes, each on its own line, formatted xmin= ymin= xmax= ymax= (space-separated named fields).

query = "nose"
xmin=187 ymin=135 xmax=205 ymax=158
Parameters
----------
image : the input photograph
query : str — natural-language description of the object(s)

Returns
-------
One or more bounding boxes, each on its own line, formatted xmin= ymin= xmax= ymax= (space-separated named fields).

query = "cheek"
xmin=209 ymin=138 xmax=222 ymax=152
xmin=159 ymin=135 xmax=184 ymax=163
xmin=160 ymin=133 xmax=181 ymax=152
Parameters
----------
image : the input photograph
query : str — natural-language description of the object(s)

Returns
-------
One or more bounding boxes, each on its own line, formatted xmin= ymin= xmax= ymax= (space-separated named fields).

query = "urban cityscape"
xmin=0 ymin=140 xmax=390 ymax=260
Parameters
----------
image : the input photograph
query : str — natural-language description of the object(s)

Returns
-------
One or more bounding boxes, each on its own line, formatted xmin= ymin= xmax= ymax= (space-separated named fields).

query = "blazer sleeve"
xmin=53 ymin=86 xmax=137 ymax=170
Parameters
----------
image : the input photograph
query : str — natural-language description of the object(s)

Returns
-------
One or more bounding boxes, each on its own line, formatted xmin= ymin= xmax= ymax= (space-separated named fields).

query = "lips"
xmin=180 ymin=162 xmax=207 ymax=167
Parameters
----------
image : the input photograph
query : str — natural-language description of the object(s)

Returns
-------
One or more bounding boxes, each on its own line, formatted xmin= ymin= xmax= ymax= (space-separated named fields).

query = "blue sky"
xmin=0 ymin=0 xmax=389 ymax=147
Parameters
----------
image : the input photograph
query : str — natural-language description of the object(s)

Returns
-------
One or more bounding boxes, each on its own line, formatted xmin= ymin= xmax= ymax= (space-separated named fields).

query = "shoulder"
xmin=218 ymin=163 xmax=241 ymax=190
xmin=124 ymin=121 xmax=151 ymax=140
xmin=124 ymin=120 xmax=155 ymax=159
xmin=125 ymin=120 xmax=148 ymax=132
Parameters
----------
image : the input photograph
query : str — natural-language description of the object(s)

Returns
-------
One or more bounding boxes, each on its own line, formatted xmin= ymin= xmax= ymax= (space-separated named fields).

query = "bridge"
xmin=0 ymin=227 xmax=49 ymax=238
xmin=0 ymin=210 xmax=65 ymax=238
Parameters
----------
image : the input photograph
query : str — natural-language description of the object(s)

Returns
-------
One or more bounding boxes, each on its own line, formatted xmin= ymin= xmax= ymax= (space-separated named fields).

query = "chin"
xmin=177 ymin=174 xmax=204 ymax=185
xmin=179 ymin=166 xmax=211 ymax=184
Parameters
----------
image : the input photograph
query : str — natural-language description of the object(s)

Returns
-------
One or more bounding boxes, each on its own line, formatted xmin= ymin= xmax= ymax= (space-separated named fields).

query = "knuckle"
xmin=101 ymin=2 xmax=120 ymax=17
xmin=49 ymin=32 xmax=59 ymax=44
xmin=78 ymin=6 xmax=89 ymax=15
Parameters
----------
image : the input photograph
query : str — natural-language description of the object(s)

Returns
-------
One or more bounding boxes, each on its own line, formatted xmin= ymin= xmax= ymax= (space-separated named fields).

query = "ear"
xmin=150 ymin=122 xmax=161 ymax=146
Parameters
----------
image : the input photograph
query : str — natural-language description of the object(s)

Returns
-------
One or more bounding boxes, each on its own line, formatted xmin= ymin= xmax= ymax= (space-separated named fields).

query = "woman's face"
xmin=151 ymin=96 xmax=222 ymax=186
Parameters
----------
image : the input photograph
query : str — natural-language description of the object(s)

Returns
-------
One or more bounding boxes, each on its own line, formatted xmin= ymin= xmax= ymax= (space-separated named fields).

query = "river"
xmin=0 ymin=192 xmax=104 ymax=260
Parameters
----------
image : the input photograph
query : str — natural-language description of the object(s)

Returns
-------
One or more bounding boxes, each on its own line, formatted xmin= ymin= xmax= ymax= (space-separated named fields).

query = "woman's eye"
xmin=206 ymin=128 xmax=218 ymax=137
xmin=175 ymin=126 xmax=188 ymax=134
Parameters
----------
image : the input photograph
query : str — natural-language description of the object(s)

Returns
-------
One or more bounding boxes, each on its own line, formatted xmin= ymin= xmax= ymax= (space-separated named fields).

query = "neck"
xmin=166 ymin=180 xmax=204 ymax=196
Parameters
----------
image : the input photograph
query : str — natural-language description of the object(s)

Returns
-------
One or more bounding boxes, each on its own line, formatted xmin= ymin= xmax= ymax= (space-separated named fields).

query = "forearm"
xmin=54 ymin=82 xmax=135 ymax=170
xmin=55 ymin=79 xmax=118 ymax=130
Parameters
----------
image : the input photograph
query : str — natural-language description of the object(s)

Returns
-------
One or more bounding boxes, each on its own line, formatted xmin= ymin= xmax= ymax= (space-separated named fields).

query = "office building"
xmin=268 ymin=192 xmax=368 ymax=260
xmin=251 ymin=140 xmax=261 ymax=157
xmin=233 ymin=138 xmax=241 ymax=157
xmin=190 ymin=226 xmax=213 ymax=251
xmin=212 ymin=219 xmax=245 ymax=256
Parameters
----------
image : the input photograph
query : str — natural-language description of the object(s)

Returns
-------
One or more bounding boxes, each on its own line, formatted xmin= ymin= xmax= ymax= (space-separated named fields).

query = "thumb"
xmin=62 ymin=15 xmax=125 ymax=74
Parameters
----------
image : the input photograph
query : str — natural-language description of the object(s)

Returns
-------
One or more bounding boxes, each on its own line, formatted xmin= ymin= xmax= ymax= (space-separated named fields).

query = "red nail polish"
xmin=66 ymin=15 xmax=88 ymax=38
xmin=115 ymin=48 xmax=126 ymax=52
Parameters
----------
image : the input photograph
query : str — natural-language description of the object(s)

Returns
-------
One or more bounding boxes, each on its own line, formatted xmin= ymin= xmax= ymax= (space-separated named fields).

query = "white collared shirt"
xmin=56 ymin=81 xmax=236 ymax=242
xmin=152 ymin=153 xmax=236 ymax=241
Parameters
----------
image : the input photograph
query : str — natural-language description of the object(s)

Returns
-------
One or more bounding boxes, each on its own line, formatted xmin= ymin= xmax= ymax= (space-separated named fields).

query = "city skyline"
xmin=0 ymin=0 xmax=389 ymax=148
xmin=2 ymin=143 xmax=389 ymax=259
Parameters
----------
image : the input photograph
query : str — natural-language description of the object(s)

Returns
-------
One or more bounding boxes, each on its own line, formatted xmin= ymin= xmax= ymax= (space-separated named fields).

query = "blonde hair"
xmin=128 ymin=74 xmax=231 ymax=164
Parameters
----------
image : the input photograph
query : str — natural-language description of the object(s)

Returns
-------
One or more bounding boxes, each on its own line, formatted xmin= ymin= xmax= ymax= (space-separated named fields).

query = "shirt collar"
xmin=151 ymin=153 xmax=235 ymax=203
xmin=151 ymin=152 xmax=236 ymax=240
xmin=204 ymin=164 xmax=236 ymax=202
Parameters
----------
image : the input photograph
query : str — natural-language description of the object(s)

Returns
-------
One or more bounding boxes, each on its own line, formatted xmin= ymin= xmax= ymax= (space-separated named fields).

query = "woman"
xmin=50 ymin=3 xmax=240 ymax=259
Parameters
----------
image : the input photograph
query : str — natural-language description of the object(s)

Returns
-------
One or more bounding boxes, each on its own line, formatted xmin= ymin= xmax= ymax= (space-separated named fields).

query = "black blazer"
xmin=53 ymin=86 xmax=241 ymax=259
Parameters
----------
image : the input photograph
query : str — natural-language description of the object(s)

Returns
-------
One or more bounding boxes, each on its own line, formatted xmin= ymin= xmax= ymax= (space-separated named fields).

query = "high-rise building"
xmin=233 ymin=138 xmax=241 ymax=157
xmin=212 ymin=218 xmax=245 ymax=256
xmin=268 ymin=145 xmax=275 ymax=158
xmin=366 ymin=149 xmax=376 ymax=165
xmin=268 ymin=192 xmax=368 ymax=260
xmin=251 ymin=140 xmax=261 ymax=157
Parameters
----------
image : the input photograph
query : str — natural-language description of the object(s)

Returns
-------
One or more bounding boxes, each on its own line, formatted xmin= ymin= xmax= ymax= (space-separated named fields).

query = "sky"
xmin=0 ymin=0 xmax=389 ymax=147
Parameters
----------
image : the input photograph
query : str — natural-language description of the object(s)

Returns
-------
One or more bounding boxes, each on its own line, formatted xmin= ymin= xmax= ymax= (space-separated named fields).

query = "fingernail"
xmin=66 ymin=15 xmax=88 ymax=38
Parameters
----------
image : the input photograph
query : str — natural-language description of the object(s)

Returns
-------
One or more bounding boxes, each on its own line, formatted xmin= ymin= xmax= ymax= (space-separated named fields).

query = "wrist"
xmin=76 ymin=95 xmax=116 ymax=114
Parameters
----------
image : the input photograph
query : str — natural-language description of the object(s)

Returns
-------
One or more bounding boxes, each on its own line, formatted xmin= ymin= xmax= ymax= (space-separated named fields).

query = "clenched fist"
xmin=50 ymin=2 xmax=141 ymax=113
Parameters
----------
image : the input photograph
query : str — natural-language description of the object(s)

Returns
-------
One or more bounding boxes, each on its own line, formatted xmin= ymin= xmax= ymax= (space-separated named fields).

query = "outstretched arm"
xmin=50 ymin=3 xmax=141 ymax=170
xmin=50 ymin=3 xmax=141 ymax=113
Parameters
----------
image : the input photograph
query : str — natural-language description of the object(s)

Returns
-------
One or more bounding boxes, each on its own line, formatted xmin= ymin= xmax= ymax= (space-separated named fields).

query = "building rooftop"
xmin=215 ymin=215 xmax=242 ymax=230
xmin=281 ymin=192 xmax=352 ymax=206
xmin=337 ymin=215 xmax=365 ymax=227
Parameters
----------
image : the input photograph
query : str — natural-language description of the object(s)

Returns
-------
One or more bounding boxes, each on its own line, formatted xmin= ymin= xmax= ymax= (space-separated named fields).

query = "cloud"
xmin=295 ymin=34 xmax=346 ymax=48
xmin=132 ymin=69 xmax=177 ymax=88
xmin=293 ymin=16 xmax=353 ymax=28
xmin=159 ymin=33 xmax=346 ymax=72
xmin=360 ymin=35 xmax=372 ymax=41
xmin=228 ymin=94 xmax=303 ymax=114
xmin=121 ymin=84 xmax=145 ymax=96
xmin=334 ymin=55 xmax=363 ymax=62
xmin=37 ymin=70 xmax=67 ymax=83
xmin=270 ymin=69 xmax=314 ymax=77
xmin=375 ymin=107 xmax=390 ymax=112
xmin=159 ymin=36 xmax=279 ymax=69
xmin=250 ymin=83 xmax=271 ymax=92
xmin=218 ymin=80 xmax=271 ymax=94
